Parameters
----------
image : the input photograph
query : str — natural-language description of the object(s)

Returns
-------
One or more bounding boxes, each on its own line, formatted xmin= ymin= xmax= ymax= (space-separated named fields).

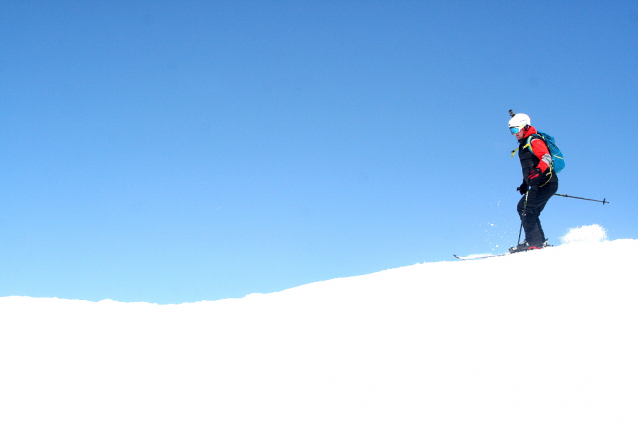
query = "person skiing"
xmin=508 ymin=112 xmax=558 ymax=252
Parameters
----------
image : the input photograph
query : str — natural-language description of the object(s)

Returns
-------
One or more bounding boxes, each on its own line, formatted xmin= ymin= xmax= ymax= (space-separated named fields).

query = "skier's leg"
xmin=526 ymin=182 xmax=558 ymax=246
xmin=517 ymin=194 xmax=527 ymax=221
xmin=521 ymin=185 xmax=549 ymax=246
xmin=523 ymin=209 xmax=542 ymax=246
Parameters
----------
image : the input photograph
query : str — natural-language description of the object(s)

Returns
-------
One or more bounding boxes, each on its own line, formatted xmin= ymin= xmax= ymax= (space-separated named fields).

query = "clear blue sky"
xmin=2 ymin=1 xmax=637 ymax=304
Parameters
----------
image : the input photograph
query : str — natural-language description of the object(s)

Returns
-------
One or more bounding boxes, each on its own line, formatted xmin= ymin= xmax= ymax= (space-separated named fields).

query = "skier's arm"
xmin=530 ymin=138 xmax=552 ymax=172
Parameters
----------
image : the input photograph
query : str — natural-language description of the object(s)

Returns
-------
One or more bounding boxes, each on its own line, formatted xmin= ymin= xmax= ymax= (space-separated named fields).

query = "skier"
xmin=508 ymin=113 xmax=558 ymax=252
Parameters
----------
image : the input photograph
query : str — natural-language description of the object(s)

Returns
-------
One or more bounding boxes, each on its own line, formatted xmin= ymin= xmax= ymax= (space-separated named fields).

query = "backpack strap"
xmin=527 ymin=133 xmax=547 ymax=151
xmin=510 ymin=136 xmax=535 ymax=157
xmin=527 ymin=134 xmax=554 ymax=186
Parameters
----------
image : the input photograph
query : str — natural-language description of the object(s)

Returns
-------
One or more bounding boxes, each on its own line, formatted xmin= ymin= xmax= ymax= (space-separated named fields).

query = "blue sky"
xmin=2 ymin=0 xmax=637 ymax=304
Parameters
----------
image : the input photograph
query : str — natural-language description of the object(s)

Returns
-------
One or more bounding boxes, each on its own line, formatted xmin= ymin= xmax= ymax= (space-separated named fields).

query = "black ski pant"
xmin=517 ymin=181 xmax=558 ymax=247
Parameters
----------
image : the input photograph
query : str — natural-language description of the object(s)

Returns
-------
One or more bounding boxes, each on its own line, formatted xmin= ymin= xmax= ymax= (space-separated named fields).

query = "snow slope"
xmin=1 ymin=238 xmax=637 ymax=425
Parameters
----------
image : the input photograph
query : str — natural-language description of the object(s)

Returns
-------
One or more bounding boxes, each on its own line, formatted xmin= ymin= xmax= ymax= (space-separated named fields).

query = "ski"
xmin=453 ymin=253 xmax=510 ymax=261
xmin=454 ymin=243 xmax=553 ymax=260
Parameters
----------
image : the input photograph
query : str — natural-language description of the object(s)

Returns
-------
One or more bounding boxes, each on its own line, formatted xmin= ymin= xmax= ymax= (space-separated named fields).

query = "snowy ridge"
xmin=1 ymin=239 xmax=637 ymax=425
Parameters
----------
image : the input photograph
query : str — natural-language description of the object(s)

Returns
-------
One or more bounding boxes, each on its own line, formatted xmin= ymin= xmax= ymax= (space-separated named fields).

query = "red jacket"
xmin=517 ymin=126 xmax=558 ymax=186
xmin=520 ymin=126 xmax=552 ymax=173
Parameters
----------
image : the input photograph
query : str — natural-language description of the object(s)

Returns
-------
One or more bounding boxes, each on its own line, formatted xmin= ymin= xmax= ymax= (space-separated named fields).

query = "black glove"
xmin=528 ymin=168 xmax=542 ymax=186
xmin=517 ymin=182 xmax=529 ymax=195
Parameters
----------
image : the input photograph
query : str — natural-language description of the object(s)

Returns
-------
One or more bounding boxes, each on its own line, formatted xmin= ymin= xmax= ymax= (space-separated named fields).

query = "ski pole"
xmin=517 ymin=190 xmax=529 ymax=246
xmin=553 ymin=193 xmax=609 ymax=205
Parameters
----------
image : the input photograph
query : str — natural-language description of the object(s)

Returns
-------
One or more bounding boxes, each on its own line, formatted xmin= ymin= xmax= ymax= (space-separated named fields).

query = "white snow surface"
xmin=2 ymin=238 xmax=638 ymax=425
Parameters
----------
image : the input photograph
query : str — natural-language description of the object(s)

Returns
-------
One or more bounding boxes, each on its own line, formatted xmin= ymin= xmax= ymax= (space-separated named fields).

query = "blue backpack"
xmin=521 ymin=132 xmax=565 ymax=173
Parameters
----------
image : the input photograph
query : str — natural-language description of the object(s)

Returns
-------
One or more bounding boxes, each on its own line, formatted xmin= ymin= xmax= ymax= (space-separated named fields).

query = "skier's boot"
xmin=509 ymin=239 xmax=550 ymax=253
xmin=509 ymin=240 xmax=529 ymax=253
xmin=510 ymin=238 xmax=549 ymax=253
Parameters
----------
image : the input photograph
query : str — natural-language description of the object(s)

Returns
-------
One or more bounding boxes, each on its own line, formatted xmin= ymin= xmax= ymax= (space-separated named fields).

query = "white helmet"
xmin=508 ymin=113 xmax=531 ymax=129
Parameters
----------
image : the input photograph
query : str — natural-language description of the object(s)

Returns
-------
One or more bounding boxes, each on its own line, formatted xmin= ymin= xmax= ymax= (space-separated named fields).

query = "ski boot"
xmin=509 ymin=241 xmax=529 ymax=253
xmin=509 ymin=239 xmax=550 ymax=253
